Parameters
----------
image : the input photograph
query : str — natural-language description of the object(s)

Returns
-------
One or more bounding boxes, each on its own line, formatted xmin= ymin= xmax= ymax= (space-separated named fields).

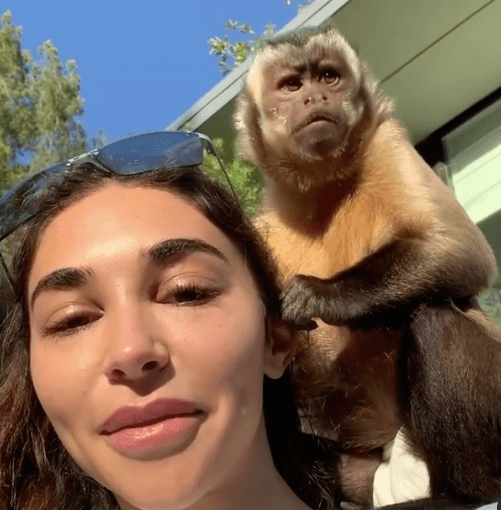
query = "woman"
xmin=0 ymin=132 xmax=338 ymax=510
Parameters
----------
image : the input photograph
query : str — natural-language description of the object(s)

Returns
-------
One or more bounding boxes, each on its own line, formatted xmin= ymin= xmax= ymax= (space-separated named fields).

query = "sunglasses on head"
xmin=0 ymin=130 xmax=236 ymax=290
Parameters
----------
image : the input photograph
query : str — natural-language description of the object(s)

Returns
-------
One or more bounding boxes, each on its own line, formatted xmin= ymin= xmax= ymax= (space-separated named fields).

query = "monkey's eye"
xmin=280 ymin=76 xmax=302 ymax=92
xmin=321 ymin=69 xmax=341 ymax=85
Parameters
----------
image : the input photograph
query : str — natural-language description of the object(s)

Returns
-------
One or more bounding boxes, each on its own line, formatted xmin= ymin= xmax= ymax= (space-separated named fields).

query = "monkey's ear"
xmin=264 ymin=315 xmax=296 ymax=379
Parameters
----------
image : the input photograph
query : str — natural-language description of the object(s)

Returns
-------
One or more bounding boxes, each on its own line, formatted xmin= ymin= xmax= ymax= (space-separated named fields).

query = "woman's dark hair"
xmin=0 ymin=164 xmax=339 ymax=510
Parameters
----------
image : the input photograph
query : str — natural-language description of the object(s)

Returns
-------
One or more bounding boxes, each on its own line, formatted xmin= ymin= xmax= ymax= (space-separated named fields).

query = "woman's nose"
xmin=104 ymin=307 xmax=170 ymax=383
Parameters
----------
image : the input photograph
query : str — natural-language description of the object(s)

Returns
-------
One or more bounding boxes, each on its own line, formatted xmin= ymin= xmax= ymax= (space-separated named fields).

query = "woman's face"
xmin=28 ymin=184 xmax=286 ymax=509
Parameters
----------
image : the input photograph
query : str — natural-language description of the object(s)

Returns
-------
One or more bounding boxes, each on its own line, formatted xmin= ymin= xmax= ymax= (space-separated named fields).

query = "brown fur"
xmin=235 ymin=25 xmax=501 ymax=508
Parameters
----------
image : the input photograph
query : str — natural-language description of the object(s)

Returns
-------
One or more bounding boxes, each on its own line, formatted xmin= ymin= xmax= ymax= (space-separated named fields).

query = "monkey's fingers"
xmin=281 ymin=274 xmax=343 ymax=326
xmin=281 ymin=279 xmax=314 ymax=325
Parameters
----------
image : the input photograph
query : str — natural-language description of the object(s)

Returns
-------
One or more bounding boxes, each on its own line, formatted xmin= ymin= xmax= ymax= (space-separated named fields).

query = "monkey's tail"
xmin=398 ymin=299 xmax=501 ymax=503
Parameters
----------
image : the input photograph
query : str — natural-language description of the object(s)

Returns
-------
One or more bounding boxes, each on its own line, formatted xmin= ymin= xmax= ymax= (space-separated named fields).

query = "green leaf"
xmin=202 ymin=138 xmax=265 ymax=217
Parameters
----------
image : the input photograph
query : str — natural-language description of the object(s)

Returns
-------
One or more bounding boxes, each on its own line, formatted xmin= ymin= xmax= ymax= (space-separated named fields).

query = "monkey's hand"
xmin=281 ymin=273 xmax=406 ymax=329
xmin=280 ymin=279 xmax=319 ymax=329
xmin=281 ymin=274 xmax=364 ymax=327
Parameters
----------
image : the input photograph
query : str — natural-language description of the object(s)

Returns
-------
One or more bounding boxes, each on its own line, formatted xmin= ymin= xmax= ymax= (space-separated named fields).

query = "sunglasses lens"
xmin=0 ymin=163 xmax=68 ymax=240
xmin=0 ymin=132 xmax=206 ymax=241
xmin=96 ymin=132 xmax=203 ymax=174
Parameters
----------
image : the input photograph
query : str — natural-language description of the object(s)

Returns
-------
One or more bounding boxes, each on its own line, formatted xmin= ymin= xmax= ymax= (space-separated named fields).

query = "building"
xmin=167 ymin=0 xmax=501 ymax=325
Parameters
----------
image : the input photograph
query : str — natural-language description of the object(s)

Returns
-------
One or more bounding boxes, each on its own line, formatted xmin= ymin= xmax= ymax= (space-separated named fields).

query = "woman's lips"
xmin=101 ymin=398 xmax=200 ymax=433
xmin=101 ymin=398 xmax=205 ymax=455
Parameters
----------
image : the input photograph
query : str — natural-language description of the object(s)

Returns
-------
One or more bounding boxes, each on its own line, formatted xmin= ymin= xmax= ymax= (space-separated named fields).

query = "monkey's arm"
xmin=281 ymin=124 xmax=496 ymax=330
xmin=281 ymin=229 xmax=494 ymax=329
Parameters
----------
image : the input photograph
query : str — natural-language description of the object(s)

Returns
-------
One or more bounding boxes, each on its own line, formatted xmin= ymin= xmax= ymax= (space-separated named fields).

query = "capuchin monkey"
xmin=235 ymin=25 xmax=501 ymax=509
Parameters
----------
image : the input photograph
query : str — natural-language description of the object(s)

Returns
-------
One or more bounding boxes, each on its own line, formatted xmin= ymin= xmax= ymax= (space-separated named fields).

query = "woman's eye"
xmin=159 ymin=283 xmax=219 ymax=306
xmin=321 ymin=69 xmax=341 ymax=84
xmin=43 ymin=312 xmax=101 ymax=337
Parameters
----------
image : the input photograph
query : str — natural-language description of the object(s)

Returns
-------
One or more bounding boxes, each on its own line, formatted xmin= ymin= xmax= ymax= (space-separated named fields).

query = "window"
xmin=443 ymin=98 xmax=501 ymax=328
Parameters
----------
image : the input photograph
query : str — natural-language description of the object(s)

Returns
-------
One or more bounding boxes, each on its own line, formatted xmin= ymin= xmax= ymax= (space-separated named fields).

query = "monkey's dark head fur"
xmin=235 ymin=25 xmax=394 ymax=193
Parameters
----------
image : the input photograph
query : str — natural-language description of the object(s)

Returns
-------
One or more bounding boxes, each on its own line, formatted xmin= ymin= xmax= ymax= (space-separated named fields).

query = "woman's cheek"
xmin=30 ymin=339 xmax=98 ymax=426
xmin=184 ymin=305 xmax=267 ymax=383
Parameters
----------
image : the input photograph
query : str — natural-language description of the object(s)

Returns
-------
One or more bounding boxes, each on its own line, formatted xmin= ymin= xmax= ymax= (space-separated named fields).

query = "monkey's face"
xmin=254 ymin=53 xmax=365 ymax=165
xmin=236 ymin=29 xmax=392 ymax=192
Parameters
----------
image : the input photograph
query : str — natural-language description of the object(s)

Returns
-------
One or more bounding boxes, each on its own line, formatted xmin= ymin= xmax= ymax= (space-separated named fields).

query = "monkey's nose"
xmin=304 ymin=93 xmax=328 ymax=105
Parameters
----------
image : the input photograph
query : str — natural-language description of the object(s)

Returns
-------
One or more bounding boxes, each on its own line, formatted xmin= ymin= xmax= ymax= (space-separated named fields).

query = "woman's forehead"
xmin=28 ymin=184 xmax=245 ymax=288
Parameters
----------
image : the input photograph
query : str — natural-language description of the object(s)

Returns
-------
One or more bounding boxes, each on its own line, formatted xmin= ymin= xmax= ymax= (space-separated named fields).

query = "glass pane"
xmin=443 ymin=99 xmax=501 ymax=327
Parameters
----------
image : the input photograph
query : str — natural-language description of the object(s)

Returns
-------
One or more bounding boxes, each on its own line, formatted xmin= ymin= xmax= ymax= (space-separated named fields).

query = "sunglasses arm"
xmin=0 ymin=252 xmax=15 ymax=295
xmin=192 ymin=133 xmax=238 ymax=199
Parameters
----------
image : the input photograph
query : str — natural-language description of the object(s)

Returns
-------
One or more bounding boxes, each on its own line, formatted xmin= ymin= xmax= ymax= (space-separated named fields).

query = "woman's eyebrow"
xmin=30 ymin=267 xmax=94 ymax=311
xmin=146 ymin=238 xmax=228 ymax=266
xmin=29 ymin=240 xmax=227 ymax=310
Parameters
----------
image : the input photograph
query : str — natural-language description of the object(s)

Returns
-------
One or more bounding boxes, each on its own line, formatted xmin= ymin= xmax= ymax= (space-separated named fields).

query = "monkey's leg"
xmin=398 ymin=302 xmax=501 ymax=503
xmin=342 ymin=304 xmax=501 ymax=510
xmin=375 ymin=500 xmax=483 ymax=510
xmin=342 ymin=495 xmax=489 ymax=509
xmin=281 ymin=235 xmax=488 ymax=329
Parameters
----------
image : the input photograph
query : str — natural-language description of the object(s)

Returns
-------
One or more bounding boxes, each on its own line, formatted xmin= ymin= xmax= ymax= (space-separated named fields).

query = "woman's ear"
xmin=263 ymin=315 xmax=295 ymax=380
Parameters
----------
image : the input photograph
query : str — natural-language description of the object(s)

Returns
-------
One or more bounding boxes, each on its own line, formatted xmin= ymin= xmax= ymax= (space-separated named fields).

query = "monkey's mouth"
xmin=296 ymin=113 xmax=341 ymax=133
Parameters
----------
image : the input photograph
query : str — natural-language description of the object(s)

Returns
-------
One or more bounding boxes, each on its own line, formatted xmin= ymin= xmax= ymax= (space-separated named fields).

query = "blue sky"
xmin=7 ymin=0 xmax=301 ymax=146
